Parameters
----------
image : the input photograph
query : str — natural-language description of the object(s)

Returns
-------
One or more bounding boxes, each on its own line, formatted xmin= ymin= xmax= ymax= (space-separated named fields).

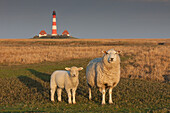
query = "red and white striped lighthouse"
xmin=52 ymin=11 xmax=57 ymax=36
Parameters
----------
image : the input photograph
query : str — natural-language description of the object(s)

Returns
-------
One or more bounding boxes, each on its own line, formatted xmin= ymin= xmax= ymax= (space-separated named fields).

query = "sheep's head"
xmin=65 ymin=66 xmax=83 ymax=77
xmin=102 ymin=49 xmax=120 ymax=63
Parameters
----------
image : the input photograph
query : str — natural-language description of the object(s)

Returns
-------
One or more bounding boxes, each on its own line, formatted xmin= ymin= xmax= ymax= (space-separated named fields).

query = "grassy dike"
xmin=0 ymin=58 xmax=169 ymax=112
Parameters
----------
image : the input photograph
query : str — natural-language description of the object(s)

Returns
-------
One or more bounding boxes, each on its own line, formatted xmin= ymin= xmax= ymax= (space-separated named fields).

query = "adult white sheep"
xmin=86 ymin=49 xmax=121 ymax=104
xmin=50 ymin=66 xmax=83 ymax=104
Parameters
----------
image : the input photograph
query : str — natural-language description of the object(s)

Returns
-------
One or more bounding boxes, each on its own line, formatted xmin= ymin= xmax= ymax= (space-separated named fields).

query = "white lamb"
xmin=50 ymin=66 xmax=83 ymax=104
xmin=86 ymin=49 xmax=121 ymax=104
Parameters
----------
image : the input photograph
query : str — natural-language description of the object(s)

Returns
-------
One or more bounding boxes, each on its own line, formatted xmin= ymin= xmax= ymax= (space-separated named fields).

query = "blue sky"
xmin=0 ymin=0 xmax=170 ymax=39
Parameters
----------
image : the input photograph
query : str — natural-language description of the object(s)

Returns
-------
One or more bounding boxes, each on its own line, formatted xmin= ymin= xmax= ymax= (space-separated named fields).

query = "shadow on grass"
xmin=76 ymin=86 xmax=102 ymax=105
xmin=18 ymin=75 xmax=49 ymax=99
xmin=76 ymin=87 xmax=89 ymax=99
xmin=27 ymin=69 xmax=51 ymax=82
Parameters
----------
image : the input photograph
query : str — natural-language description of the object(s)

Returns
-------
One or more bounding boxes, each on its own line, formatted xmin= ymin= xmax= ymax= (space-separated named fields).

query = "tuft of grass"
xmin=0 ymin=59 xmax=169 ymax=112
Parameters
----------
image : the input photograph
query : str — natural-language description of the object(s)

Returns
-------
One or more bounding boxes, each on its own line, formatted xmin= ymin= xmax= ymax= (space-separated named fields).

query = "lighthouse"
xmin=52 ymin=11 xmax=57 ymax=36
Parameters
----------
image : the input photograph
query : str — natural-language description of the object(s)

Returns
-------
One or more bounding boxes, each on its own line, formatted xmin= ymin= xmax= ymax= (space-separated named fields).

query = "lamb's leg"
xmin=57 ymin=88 xmax=62 ymax=102
xmin=72 ymin=88 xmax=77 ymax=104
xmin=109 ymin=87 xmax=113 ymax=104
xmin=50 ymin=86 xmax=56 ymax=102
xmin=66 ymin=89 xmax=72 ymax=104
xmin=101 ymin=87 xmax=106 ymax=105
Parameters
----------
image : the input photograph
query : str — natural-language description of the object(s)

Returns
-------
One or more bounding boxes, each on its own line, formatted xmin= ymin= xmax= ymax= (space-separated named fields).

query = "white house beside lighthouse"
xmin=62 ymin=29 xmax=70 ymax=36
xmin=39 ymin=30 xmax=47 ymax=37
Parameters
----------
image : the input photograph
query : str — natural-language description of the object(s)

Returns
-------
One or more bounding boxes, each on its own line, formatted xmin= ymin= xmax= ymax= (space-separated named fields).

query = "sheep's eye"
xmin=106 ymin=52 xmax=109 ymax=55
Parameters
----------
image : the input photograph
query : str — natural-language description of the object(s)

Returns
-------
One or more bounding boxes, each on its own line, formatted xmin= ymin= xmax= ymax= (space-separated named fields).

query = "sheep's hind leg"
xmin=88 ymin=84 xmax=92 ymax=100
xmin=89 ymin=87 xmax=92 ymax=100
xmin=109 ymin=87 xmax=113 ymax=104
xmin=57 ymin=88 xmax=62 ymax=102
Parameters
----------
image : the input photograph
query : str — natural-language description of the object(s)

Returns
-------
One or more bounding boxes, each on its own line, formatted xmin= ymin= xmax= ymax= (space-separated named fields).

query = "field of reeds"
xmin=0 ymin=39 xmax=169 ymax=112
xmin=0 ymin=39 xmax=169 ymax=82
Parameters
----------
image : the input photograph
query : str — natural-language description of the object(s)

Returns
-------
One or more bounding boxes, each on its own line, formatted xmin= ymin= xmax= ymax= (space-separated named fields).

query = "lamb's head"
xmin=102 ymin=49 xmax=120 ymax=64
xmin=65 ymin=66 xmax=83 ymax=77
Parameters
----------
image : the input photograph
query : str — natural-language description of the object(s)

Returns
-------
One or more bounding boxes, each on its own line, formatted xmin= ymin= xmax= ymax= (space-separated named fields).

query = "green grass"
xmin=0 ymin=58 xmax=169 ymax=112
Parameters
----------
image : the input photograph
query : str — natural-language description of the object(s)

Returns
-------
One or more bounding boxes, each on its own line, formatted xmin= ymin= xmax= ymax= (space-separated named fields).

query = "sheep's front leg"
xmin=109 ymin=87 xmax=113 ymax=104
xmin=101 ymin=87 xmax=106 ymax=105
xmin=57 ymin=88 xmax=62 ymax=102
xmin=72 ymin=88 xmax=77 ymax=104
xmin=66 ymin=89 xmax=72 ymax=104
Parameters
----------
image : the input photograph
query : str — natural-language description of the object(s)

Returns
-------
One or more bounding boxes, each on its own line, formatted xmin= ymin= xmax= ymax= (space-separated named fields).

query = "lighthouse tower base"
xmin=52 ymin=34 xmax=57 ymax=36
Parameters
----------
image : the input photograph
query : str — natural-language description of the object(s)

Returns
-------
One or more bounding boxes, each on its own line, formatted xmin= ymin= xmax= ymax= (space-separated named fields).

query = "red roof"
xmin=62 ymin=30 xmax=69 ymax=35
xmin=39 ymin=30 xmax=47 ymax=35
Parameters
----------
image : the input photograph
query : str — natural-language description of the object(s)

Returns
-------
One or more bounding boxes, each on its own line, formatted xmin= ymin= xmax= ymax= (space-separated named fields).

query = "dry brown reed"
xmin=0 ymin=39 xmax=169 ymax=81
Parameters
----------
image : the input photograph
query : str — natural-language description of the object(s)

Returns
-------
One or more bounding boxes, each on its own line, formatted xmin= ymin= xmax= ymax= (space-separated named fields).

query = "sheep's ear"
xmin=116 ymin=51 xmax=121 ymax=54
xmin=78 ymin=67 xmax=83 ymax=71
xmin=65 ymin=67 xmax=71 ymax=71
xmin=102 ymin=51 xmax=108 ymax=54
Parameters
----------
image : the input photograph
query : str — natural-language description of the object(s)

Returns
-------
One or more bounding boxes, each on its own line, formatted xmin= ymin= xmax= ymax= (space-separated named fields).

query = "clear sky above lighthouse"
xmin=0 ymin=0 xmax=170 ymax=39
